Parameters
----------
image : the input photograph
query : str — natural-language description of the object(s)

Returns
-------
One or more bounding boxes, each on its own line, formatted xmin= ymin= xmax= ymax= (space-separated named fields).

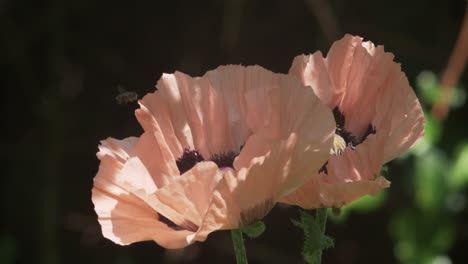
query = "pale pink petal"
xmin=325 ymin=133 xmax=384 ymax=183
xmin=130 ymin=132 xmax=179 ymax=187
xmin=278 ymin=175 xmax=389 ymax=208
xmin=234 ymin=71 xmax=335 ymax=173
xmin=135 ymin=94 xmax=184 ymax=164
xmin=289 ymin=53 xmax=340 ymax=108
xmin=94 ymin=65 xmax=337 ymax=248
xmin=152 ymin=162 xmax=223 ymax=230
xmin=373 ymin=72 xmax=425 ymax=162
xmin=95 ymin=155 xmax=190 ymax=230
xmin=205 ymin=66 xmax=252 ymax=149
xmin=289 ymin=34 xmax=424 ymax=144
xmin=97 ymin=137 xmax=138 ymax=162
xmin=336 ymin=39 xmax=405 ymax=139
xmin=281 ymin=130 xmax=390 ymax=208
xmin=137 ymin=68 xmax=245 ymax=162
xmin=206 ymin=73 xmax=335 ymax=226
xmin=196 ymin=133 xmax=331 ymax=231
xmin=93 ymin=188 xmax=193 ymax=248
xmin=92 ymin=154 xmax=194 ymax=248
xmin=285 ymin=35 xmax=424 ymax=209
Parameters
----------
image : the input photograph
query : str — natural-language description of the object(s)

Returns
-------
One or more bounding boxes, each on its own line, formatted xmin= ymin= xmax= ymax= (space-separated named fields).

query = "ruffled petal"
xmin=234 ymin=71 xmax=335 ymax=173
xmin=135 ymin=97 xmax=183 ymax=171
xmin=93 ymin=188 xmax=193 ymax=248
xmin=152 ymin=162 xmax=223 ymax=230
xmin=278 ymin=175 xmax=389 ymax=208
xmin=94 ymin=65 xmax=336 ymax=248
xmin=373 ymin=72 xmax=425 ymax=162
xmin=289 ymin=34 xmax=424 ymax=144
xmin=130 ymin=132 xmax=179 ymax=187
xmin=289 ymin=52 xmax=340 ymax=108
xmin=285 ymin=35 xmax=424 ymax=209
xmin=136 ymin=66 xmax=253 ymax=163
xmin=92 ymin=153 xmax=194 ymax=248
xmin=281 ymin=132 xmax=390 ymax=208
xmin=207 ymin=73 xmax=335 ymax=226
xmin=196 ymin=134 xmax=332 ymax=231
xmin=97 ymin=137 xmax=138 ymax=162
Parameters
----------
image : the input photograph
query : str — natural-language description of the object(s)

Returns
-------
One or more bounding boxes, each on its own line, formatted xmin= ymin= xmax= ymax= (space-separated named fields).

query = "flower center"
xmin=333 ymin=107 xmax=376 ymax=149
xmin=176 ymin=148 xmax=239 ymax=174
xmin=319 ymin=107 xmax=377 ymax=174
xmin=176 ymin=149 xmax=204 ymax=174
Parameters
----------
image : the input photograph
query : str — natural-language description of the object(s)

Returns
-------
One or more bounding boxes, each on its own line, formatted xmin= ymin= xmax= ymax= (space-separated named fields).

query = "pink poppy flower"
xmin=280 ymin=35 xmax=425 ymax=208
xmin=92 ymin=65 xmax=336 ymax=248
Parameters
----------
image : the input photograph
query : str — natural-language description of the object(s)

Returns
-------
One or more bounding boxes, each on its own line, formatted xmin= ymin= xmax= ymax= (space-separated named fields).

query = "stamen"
xmin=331 ymin=134 xmax=346 ymax=156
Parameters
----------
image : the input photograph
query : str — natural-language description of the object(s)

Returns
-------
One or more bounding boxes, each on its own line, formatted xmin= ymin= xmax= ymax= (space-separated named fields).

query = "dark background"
xmin=2 ymin=0 xmax=467 ymax=263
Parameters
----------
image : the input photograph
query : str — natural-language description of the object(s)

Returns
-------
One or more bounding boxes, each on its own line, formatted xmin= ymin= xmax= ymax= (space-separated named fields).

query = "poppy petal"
xmin=92 ymin=152 xmax=194 ymax=248
xmin=280 ymin=134 xmax=390 ymax=208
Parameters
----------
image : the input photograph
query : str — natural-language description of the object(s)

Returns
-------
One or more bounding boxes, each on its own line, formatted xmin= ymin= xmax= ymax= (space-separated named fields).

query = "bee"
xmin=115 ymin=85 xmax=138 ymax=104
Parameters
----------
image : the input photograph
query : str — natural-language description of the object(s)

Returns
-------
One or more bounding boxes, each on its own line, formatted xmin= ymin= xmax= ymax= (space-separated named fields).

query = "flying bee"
xmin=115 ymin=85 xmax=138 ymax=104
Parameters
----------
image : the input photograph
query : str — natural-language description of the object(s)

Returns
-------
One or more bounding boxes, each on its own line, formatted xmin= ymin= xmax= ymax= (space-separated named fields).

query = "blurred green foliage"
xmin=448 ymin=143 xmax=468 ymax=191
xmin=417 ymin=71 xmax=466 ymax=109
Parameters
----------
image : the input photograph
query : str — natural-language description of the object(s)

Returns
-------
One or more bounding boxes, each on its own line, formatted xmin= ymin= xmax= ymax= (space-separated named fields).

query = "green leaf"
xmin=241 ymin=221 xmax=266 ymax=238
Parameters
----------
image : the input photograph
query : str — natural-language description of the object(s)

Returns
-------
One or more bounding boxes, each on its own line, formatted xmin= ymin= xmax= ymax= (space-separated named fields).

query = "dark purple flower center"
xmin=333 ymin=107 xmax=376 ymax=148
xmin=176 ymin=148 xmax=239 ymax=174
xmin=175 ymin=149 xmax=205 ymax=174
xmin=319 ymin=107 xmax=376 ymax=174
xmin=161 ymin=148 xmax=239 ymax=231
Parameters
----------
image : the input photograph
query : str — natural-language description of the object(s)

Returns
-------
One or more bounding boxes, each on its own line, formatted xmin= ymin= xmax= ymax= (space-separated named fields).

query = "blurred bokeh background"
xmin=2 ymin=0 xmax=467 ymax=263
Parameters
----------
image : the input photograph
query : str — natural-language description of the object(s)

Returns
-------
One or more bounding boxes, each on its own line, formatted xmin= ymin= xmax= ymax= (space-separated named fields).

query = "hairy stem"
xmin=314 ymin=208 xmax=328 ymax=263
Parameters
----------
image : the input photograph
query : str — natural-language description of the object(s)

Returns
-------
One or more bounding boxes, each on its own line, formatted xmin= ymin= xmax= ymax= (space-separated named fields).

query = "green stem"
xmin=315 ymin=208 xmax=328 ymax=263
xmin=231 ymin=229 xmax=248 ymax=264
xmin=316 ymin=208 xmax=328 ymax=232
